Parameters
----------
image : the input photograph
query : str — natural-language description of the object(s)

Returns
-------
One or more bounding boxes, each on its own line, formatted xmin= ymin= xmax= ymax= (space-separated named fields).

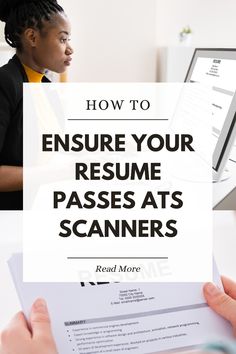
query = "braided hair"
xmin=0 ymin=0 xmax=64 ymax=51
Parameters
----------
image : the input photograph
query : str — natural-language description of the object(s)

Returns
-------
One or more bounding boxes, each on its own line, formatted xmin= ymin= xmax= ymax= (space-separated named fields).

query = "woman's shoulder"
xmin=0 ymin=55 xmax=25 ymax=99
xmin=0 ymin=55 xmax=24 ymax=82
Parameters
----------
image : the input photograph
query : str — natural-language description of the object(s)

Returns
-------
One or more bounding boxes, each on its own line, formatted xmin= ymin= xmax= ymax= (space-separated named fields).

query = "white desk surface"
xmin=213 ymin=159 xmax=236 ymax=209
xmin=0 ymin=212 xmax=22 ymax=330
xmin=0 ymin=211 xmax=236 ymax=331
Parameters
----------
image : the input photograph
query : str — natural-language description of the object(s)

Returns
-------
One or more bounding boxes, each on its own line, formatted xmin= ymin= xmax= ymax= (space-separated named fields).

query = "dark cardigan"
xmin=0 ymin=54 xmax=49 ymax=210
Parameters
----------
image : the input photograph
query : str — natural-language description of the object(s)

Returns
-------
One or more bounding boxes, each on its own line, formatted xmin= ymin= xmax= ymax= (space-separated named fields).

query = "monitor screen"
xmin=185 ymin=48 xmax=236 ymax=180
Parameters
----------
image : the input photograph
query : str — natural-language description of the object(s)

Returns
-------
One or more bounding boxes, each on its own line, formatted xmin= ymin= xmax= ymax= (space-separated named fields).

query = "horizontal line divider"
xmin=67 ymin=257 xmax=168 ymax=259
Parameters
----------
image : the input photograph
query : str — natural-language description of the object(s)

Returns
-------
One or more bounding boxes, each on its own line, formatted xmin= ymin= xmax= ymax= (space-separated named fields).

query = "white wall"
xmin=0 ymin=22 xmax=14 ymax=67
xmin=156 ymin=0 xmax=236 ymax=47
xmin=0 ymin=1 xmax=157 ymax=82
xmin=0 ymin=22 xmax=4 ymax=42
xmin=60 ymin=0 xmax=157 ymax=82
xmin=2 ymin=1 xmax=236 ymax=81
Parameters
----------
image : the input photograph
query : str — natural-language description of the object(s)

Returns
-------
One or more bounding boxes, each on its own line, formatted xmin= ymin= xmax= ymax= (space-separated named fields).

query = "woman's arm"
xmin=0 ymin=70 xmax=22 ymax=193
xmin=0 ymin=166 xmax=23 ymax=191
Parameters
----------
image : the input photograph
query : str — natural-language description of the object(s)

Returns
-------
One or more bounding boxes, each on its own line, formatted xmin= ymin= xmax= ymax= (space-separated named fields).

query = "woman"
xmin=1 ymin=279 xmax=236 ymax=353
xmin=0 ymin=0 xmax=73 ymax=210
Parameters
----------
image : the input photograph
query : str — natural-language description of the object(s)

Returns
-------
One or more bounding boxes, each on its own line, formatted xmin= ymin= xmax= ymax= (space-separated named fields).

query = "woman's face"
xmin=31 ymin=12 xmax=73 ymax=73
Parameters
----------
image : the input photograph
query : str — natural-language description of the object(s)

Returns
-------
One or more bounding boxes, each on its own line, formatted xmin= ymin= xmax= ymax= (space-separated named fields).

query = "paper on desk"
xmin=8 ymin=254 xmax=233 ymax=354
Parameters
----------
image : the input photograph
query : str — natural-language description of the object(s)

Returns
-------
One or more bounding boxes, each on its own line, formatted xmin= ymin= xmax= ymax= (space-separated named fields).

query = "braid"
xmin=1 ymin=0 xmax=64 ymax=50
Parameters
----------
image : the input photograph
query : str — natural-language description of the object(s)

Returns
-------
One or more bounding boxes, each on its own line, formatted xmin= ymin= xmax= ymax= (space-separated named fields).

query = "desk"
xmin=213 ymin=159 xmax=236 ymax=209
xmin=0 ymin=212 xmax=235 ymax=331
xmin=0 ymin=212 xmax=22 ymax=330
xmin=213 ymin=211 xmax=236 ymax=279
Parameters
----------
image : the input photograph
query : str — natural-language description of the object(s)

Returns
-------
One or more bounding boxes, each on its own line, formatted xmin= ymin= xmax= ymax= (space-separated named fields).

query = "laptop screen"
xmin=185 ymin=49 xmax=236 ymax=135
xmin=185 ymin=49 xmax=236 ymax=179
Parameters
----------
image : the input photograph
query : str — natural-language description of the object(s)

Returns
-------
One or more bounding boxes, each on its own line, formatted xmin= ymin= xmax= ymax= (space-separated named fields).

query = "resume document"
xmin=9 ymin=254 xmax=232 ymax=353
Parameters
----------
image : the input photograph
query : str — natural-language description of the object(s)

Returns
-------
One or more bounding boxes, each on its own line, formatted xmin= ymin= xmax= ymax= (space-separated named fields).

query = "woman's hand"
xmin=0 ymin=299 xmax=58 ymax=354
xmin=203 ymin=276 xmax=236 ymax=337
xmin=0 ymin=166 xmax=23 ymax=191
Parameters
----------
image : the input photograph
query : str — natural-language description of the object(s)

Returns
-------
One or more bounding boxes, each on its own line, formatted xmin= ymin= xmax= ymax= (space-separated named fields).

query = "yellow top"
xmin=23 ymin=64 xmax=44 ymax=83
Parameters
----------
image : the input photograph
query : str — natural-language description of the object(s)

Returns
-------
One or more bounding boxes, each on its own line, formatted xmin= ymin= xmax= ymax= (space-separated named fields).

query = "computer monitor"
xmin=185 ymin=48 xmax=236 ymax=181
